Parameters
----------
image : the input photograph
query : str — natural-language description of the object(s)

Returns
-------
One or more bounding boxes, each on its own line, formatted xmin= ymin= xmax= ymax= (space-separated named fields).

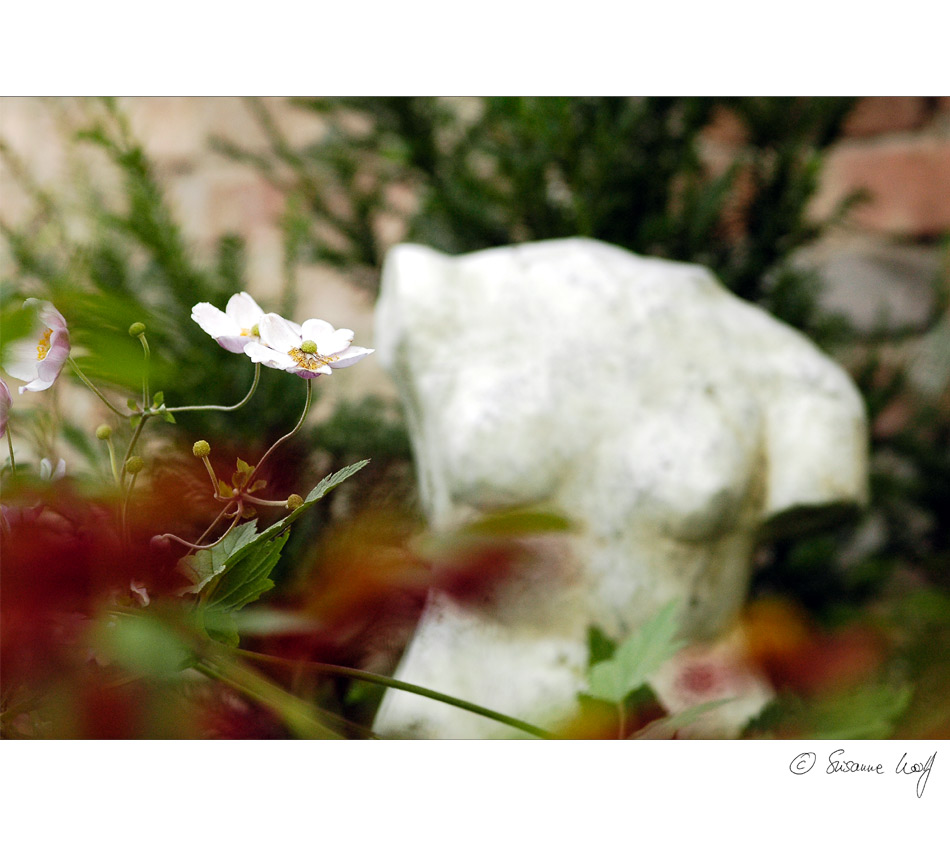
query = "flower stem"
xmin=6 ymin=429 xmax=16 ymax=475
xmin=137 ymin=333 xmax=151 ymax=411
xmin=242 ymin=494 xmax=291 ymax=508
xmin=105 ymin=436 xmax=120 ymax=485
xmin=247 ymin=378 xmax=311 ymax=484
xmin=67 ymin=358 xmax=125 ymax=417
xmin=230 ymin=648 xmax=555 ymax=739
xmin=121 ymin=471 xmax=138 ymax=543
xmin=158 ymin=502 xmax=240 ymax=552
xmin=122 ymin=413 xmax=150 ymax=475
xmin=200 ymin=456 xmax=220 ymax=496
xmin=166 ymin=363 xmax=261 ymax=413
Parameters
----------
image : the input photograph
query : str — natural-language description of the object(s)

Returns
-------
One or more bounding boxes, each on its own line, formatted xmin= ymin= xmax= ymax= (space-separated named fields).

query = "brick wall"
xmin=814 ymin=96 xmax=950 ymax=237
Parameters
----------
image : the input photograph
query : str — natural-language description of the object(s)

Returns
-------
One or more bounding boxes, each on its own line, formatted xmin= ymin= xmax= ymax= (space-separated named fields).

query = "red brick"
xmin=812 ymin=136 xmax=950 ymax=236
xmin=842 ymin=97 xmax=929 ymax=137
xmin=702 ymin=105 xmax=747 ymax=147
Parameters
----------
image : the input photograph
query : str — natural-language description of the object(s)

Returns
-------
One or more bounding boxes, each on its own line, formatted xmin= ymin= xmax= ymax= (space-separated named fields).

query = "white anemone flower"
xmin=191 ymin=292 xmax=285 ymax=354
xmin=0 ymin=378 xmax=11 ymax=438
xmin=244 ymin=313 xmax=374 ymax=379
xmin=3 ymin=299 xmax=70 ymax=394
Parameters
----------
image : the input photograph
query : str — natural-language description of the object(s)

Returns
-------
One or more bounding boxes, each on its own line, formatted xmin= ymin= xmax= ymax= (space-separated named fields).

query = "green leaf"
xmin=585 ymin=601 xmax=685 ymax=705
xmin=127 ymin=398 xmax=140 ymax=412
xmin=130 ymin=413 xmax=142 ymax=428
xmin=161 ymin=408 xmax=176 ymax=424
xmin=207 ymin=530 xmax=288 ymax=613
xmin=304 ymin=458 xmax=370 ymax=503
xmin=177 ymin=519 xmax=259 ymax=595
xmin=152 ymin=390 xmax=164 ymax=407
xmin=810 ymin=683 xmax=913 ymax=740
xmin=587 ymin=659 xmax=628 ymax=705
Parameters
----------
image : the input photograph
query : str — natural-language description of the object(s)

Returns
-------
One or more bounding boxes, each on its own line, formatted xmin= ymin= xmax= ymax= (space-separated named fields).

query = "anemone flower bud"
xmin=286 ymin=493 xmax=304 ymax=510
xmin=128 ymin=322 xmax=147 ymax=337
xmin=192 ymin=440 xmax=211 ymax=458
xmin=125 ymin=456 xmax=145 ymax=475
xmin=95 ymin=424 xmax=113 ymax=441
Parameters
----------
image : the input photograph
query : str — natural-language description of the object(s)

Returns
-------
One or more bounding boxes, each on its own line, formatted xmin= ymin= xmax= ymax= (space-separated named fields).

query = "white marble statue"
xmin=372 ymin=237 xmax=869 ymax=738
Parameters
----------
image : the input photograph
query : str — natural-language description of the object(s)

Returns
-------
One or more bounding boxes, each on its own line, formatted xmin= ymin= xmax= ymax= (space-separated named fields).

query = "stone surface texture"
xmin=373 ymin=238 xmax=869 ymax=738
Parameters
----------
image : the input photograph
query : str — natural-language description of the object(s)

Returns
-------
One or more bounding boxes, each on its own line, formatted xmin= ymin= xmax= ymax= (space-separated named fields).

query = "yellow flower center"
xmin=289 ymin=347 xmax=339 ymax=372
xmin=240 ymin=324 xmax=260 ymax=337
xmin=36 ymin=327 xmax=53 ymax=361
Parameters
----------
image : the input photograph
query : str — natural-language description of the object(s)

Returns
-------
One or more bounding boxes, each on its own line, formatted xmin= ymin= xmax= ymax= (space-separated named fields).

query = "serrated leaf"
xmin=206 ymin=529 xmax=288 ymax=614
xmin=585 ymin=601 xmax=685 ymax=705
xmin=194 ymin=459 xmax=371 ymax=619
xmin=304 ymin=459 xmax=370 ymax=503
xmin=235 ymin=457 xmax=253 ymax=474
xmin=177 ymin=519 xmax=259 ymax=594
xmin=217 ymin=479 xmax=233 ymax=498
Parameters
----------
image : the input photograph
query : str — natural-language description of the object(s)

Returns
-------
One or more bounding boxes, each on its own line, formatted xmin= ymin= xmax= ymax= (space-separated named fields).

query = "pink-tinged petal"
xmin=37 ymin=301 xmax=68 ymax=335
xmin=0 ymin=378 xmax=11 ymax=438
xmin=18 ymin=376 xmax=55 ymax=394
xmin=290 ymin=364 xmax=332 ymax=379
xmin=215 ymin=335 xmax=255 ymax=354
xmin=258 ymin=313 xmax=302 ymax=353
xmin=329 ymin=345 xmax=374 ymax=368
xmin=226 ymin=292 xmax=265 ymax=329
xmin=300 ymin=318 xmax=336 ymax=343
xmin=192 ymin=303 xmax=240 ymax=340
xmin=244 ymin=341 xmax=297 ymax=370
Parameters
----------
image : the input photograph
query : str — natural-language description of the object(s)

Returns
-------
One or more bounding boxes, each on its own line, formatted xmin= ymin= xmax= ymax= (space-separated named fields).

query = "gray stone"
xmin=373 ymin=238 xmax=869 ymax=738
xmin=795 ymin=235 xmax=941 ymax=333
